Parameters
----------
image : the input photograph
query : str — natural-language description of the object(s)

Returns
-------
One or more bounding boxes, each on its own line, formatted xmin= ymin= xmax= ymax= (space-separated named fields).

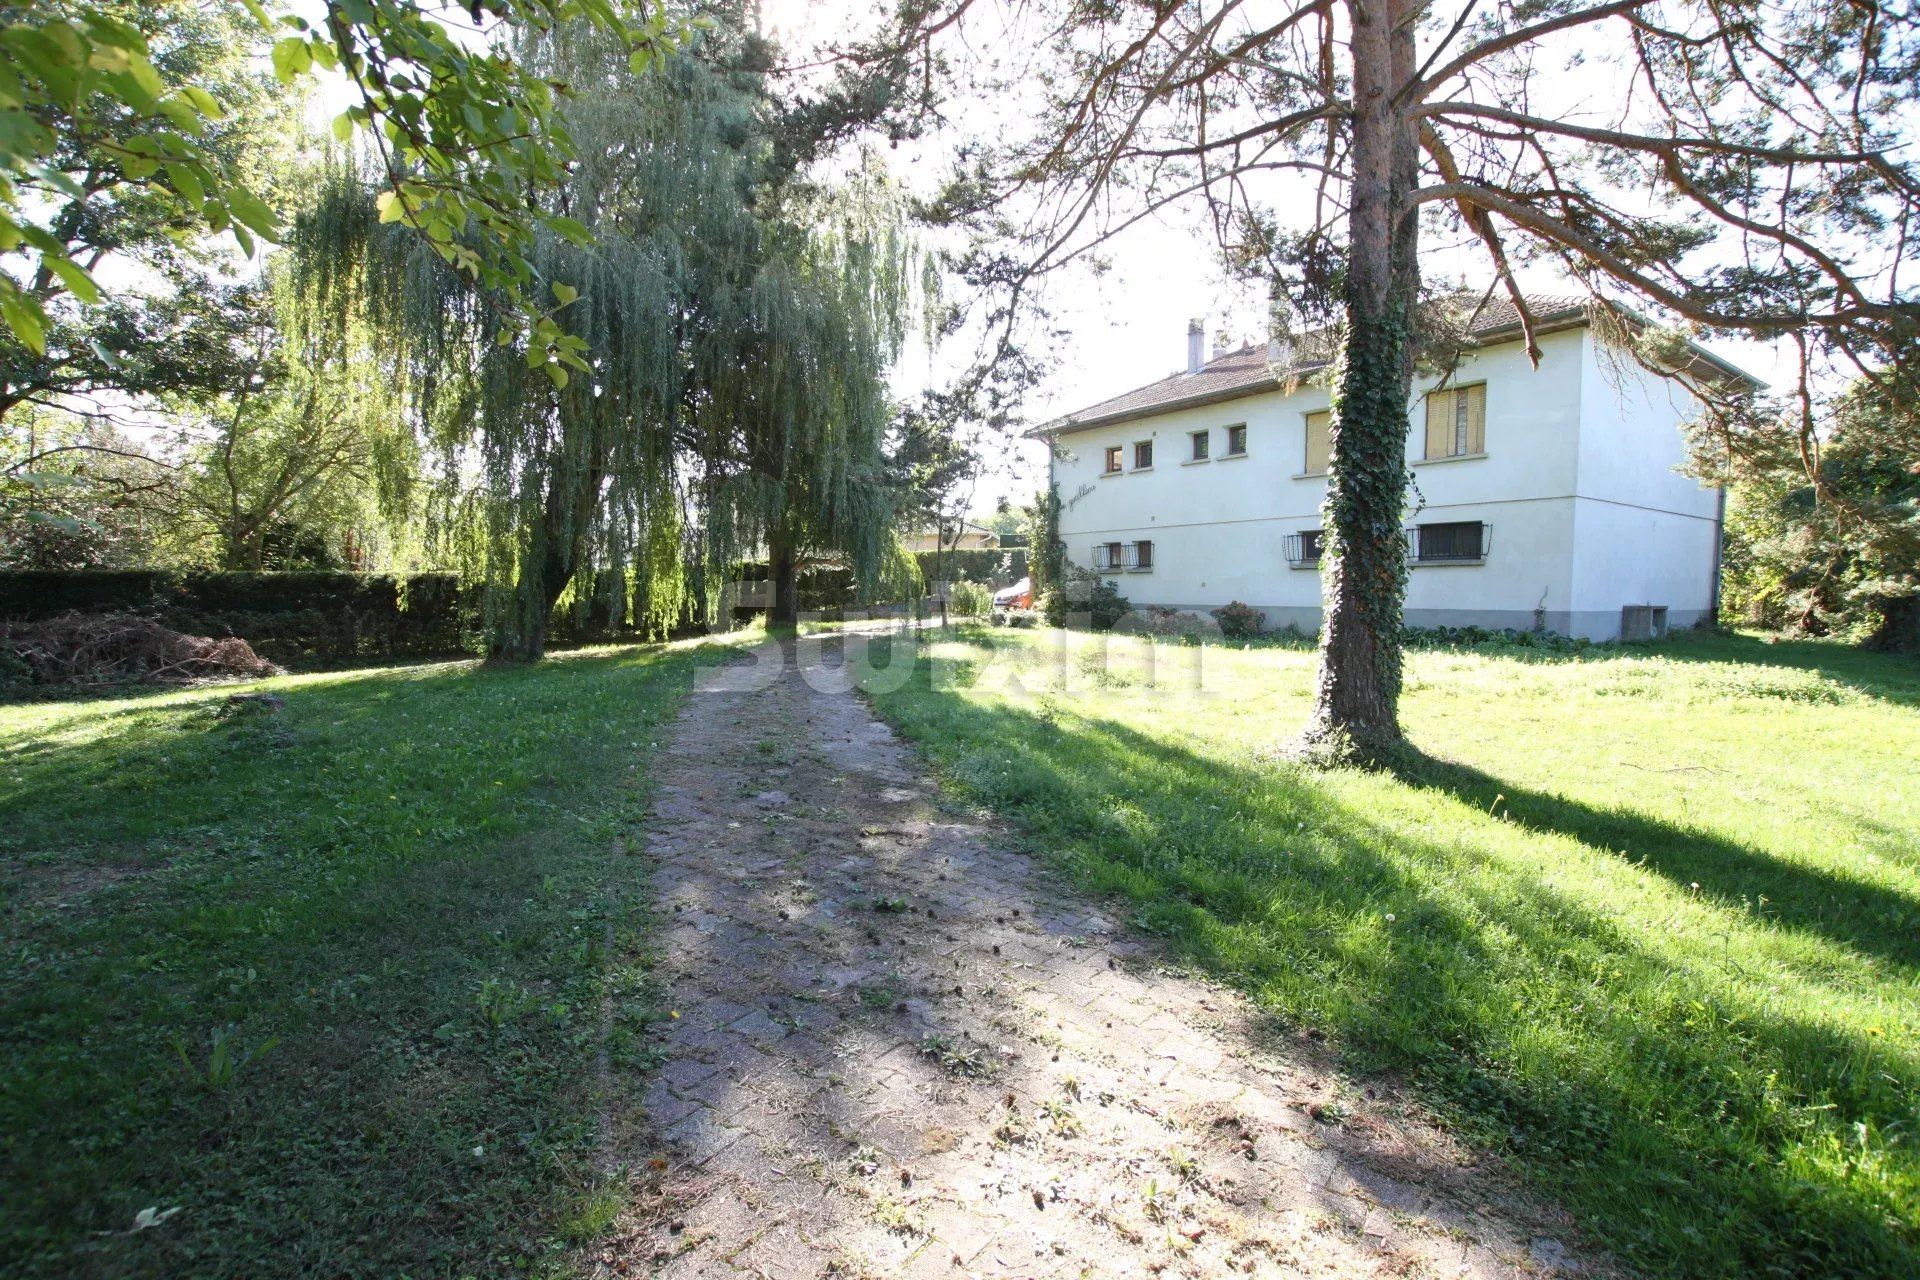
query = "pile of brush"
xmin=0 ymin=612 xmax=281 ymax=687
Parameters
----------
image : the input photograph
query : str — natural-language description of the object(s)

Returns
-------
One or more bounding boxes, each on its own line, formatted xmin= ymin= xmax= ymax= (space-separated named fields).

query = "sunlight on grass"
xmin=0 ymin=643 xmax=716 ymax=1277
xmin=860 ymin=626 xmax=1920 ymax=1277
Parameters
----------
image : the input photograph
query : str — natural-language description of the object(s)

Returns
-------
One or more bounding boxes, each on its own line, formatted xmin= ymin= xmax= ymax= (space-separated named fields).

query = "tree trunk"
xmin=490 ymin=461 xmax=600 ymax=662
xmin=1306 ymin=0 xmax=1421 ymax=758
xmin=768 ymin=526 xmax=799 ymax=627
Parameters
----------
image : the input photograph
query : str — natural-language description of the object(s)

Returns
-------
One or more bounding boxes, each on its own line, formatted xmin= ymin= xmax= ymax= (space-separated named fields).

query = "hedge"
xmin=912 ymin=548 xmax=1027 ymax=587
xmin=0 ymin=571 xmax=468 ymax=664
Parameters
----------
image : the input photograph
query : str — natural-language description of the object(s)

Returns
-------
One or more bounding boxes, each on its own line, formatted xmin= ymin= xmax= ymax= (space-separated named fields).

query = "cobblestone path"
xmin=604 ymin=640 xmax=1599 ymax=1279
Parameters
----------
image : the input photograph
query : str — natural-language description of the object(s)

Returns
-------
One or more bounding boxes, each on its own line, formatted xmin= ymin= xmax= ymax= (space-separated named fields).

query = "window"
xmin=1414 ymin=521 xmax=1487 ymax=563
xmin=1129 ymin=539 xmax=1154 ymax=571
xmin=1103 ymin=445 xmax=1123 ymax=474
xmin=1189 ymin=430 xmax=1210 ymax=461
xmin=1303 ymin=410 xmax=1331 ymax=474
xmin=1284 ymin=530 xmax=1322 ymax=567
xmin=1423 ymin=383 xmax=1486 ymax=459
xmin=1093 ymin=541 xmax=1123 ymax=570
xmin=1133 ymin=440 xmax=1154 ymax=469
xmin=1224 ymin=423 xmax=1247 ymax=456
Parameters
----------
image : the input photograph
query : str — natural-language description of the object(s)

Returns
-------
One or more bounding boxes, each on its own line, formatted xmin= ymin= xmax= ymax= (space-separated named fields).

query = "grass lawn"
xmin=856 ymin=625 xmax=1920 ymax=1278
xmin=0 ymin=643 xmax=717 ymax=1277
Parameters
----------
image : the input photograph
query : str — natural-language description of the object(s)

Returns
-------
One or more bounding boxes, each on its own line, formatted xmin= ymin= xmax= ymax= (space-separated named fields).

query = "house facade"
xmin=901 ymin=521 xmax=1001 ymax=553
xmin=1036 ymin=297 xmax=1755 ymax=641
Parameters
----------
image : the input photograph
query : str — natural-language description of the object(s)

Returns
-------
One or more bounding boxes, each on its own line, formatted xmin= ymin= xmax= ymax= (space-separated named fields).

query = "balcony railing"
xmin=1284 ymin=523 xmax=1491 ymax=568
xmin=1410 ymin=521 xmax=1492 ymax=564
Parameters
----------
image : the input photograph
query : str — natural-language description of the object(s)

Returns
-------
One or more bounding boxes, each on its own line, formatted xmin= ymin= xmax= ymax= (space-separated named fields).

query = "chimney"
xmin=1187 ymin=318 xmax=1204 ymax=374
xmin=1267 ymin=334 xmax=1295 ymax=369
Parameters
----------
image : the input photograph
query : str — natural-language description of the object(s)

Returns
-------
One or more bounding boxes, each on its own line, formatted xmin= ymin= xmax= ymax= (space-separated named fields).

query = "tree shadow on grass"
xmin=867 ymin=666 xmax=1920 ymax=1277
xmin=1383 ymin=749 xmax=1920 ymax=973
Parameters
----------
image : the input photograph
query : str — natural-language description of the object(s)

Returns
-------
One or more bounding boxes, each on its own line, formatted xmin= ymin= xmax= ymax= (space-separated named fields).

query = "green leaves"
xmin=0 ymin=0 xmax=692 ymax=353
xmin=0 ymin=3 xmax=275 ymax=348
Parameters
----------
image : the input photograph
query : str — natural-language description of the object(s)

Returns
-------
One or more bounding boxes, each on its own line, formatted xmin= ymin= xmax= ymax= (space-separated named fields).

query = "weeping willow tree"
xmin=291 ymin=12 xmax=920 ymax=658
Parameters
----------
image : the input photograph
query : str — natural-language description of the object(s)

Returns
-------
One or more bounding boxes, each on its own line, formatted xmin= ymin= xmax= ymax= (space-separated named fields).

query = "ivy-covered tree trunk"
xmin=1306 ymin=0 xmax=1420 ymax=756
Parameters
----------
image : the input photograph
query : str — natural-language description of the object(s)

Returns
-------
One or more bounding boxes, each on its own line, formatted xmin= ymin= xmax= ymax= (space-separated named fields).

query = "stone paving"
xmin=597 ymin=638 xmax=1603 ymax=1279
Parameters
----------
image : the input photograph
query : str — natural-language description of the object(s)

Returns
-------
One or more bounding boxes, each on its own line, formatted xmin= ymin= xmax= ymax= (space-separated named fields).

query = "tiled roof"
xmin=1038 ymin=294 xmax=1591 ymax=435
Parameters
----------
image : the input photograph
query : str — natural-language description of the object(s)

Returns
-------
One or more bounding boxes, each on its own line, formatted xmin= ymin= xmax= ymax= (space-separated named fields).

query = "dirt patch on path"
xmin=603 ymin=639 xmax=1607 ymax=1278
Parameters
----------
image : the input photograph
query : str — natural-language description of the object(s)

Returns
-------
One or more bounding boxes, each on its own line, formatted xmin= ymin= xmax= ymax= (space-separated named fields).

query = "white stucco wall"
xmin=1566 ymin=337 xmax=1725 ymax=635
xmin=1048 ymin=323 xmax=1732 ymax=639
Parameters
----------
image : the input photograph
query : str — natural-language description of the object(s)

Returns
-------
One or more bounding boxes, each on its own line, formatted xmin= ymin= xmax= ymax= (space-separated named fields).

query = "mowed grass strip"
xmin=0 ymin=643 xmax=715 ymax=1277
xmin=858 ymin=626 xmax=1920 ymax=1278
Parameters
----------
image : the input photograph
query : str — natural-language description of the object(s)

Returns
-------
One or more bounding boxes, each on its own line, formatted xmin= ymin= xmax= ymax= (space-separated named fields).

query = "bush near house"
xmin=1038 ymin=565 xmax=1131 ymax=631
xmin=1211 ymin=601 xmax=1265 ymax=638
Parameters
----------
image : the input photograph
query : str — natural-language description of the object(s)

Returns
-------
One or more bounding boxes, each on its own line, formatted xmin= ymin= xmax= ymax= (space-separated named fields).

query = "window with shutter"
xmin=1423 ymin=384 xmax=1486 ymax=459
xmin=1303 ymin=410 xmax=1331 ymax=474
xmin=1132 ymin=540 xmax=1154 ymax=570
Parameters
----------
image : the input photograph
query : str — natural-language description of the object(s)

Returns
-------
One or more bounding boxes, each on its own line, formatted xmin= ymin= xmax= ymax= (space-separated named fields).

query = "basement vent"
xmin=1621 ymin=604 xmax=1669 ymax=642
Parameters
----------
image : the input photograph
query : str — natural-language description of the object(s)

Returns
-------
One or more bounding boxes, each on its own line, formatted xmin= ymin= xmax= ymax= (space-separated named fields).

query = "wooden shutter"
xmin=1304 ymin=411 xmax=1331 ymax=473
xmin=1425 ymin=385 xmax=1486 ymax=457
xmin=1424 ymin=389 xmax=1452 ymax=458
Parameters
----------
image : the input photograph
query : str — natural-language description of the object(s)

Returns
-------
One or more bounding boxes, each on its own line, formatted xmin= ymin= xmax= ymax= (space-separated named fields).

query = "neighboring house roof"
xmin=903 ymin=520 xmax=1001 ymax=549
xmin=1032 ymin=293 xmax=1760 ymax=438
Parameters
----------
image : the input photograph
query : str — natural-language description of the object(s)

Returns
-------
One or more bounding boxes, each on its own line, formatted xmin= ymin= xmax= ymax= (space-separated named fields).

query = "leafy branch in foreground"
xmin=0 ymin=0 xmax=696 ymax=368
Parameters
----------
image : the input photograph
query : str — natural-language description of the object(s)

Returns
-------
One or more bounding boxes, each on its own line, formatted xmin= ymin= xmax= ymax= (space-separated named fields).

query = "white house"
xmin=1034 ymin=295 xmax=1760 ymax=641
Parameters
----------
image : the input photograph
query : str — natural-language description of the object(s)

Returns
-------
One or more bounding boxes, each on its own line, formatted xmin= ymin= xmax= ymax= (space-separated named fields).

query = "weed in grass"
xmin=473 ymin=975 xmax=538 ymax=1028
xmin=171 ymin=1025 xmax=279 ymax=1092
xmin=1040 ymin=1097 xmax=1082 ymax=1137
xmin=918 ymin=1033 xmax=997 ymax=1080
xmin=1166 ymin=1146 xmax=1202 ymax=1186
xmin=869 ymin=1191 xmax=921 ymax=1236
xmin=992 ymin=1103 xmax=1033 ymax=1147
xmin=856 ymin=978 xmax=904 ymax=1010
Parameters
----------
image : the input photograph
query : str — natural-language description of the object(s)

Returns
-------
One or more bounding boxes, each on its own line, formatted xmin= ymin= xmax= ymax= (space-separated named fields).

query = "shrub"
xmin=1039 ymin=564 xmax=1131 ymax=631
xmin=1212 ymin=601 xmax=1265 ymax=638
xmin=1401 ymin=623 xmax=1589 ymax=654
xmin=948 ymin=579 xmax=992 ymax=618
xmin=913 ymin=548 xmax=1028 ymax=590
xmin=991 ymin=607 xmax=1040 ymax=628
xmin=1124 ymin=606 xmax=1213 ymax=639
